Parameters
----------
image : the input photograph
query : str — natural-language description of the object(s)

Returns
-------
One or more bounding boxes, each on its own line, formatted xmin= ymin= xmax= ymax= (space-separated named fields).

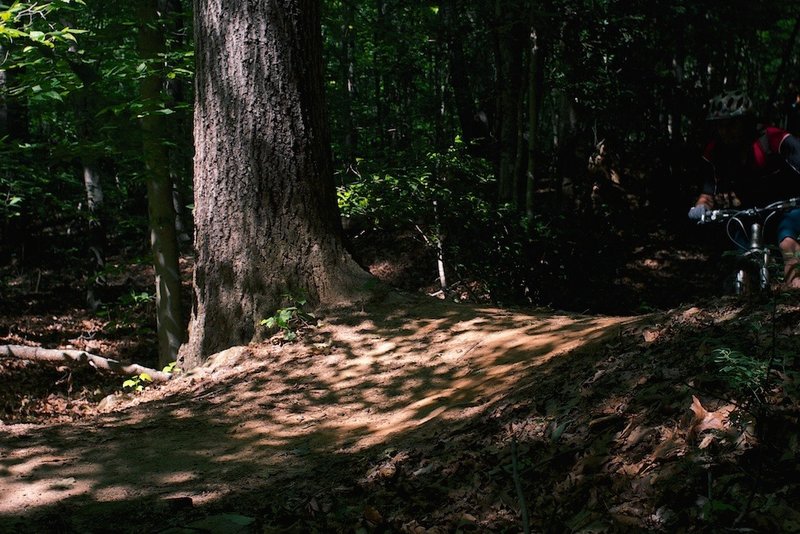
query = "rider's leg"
xmin=780 ymin=237 xmax=800 ymax=288
xmin=777 ymin=209 xmax=800 ymax=288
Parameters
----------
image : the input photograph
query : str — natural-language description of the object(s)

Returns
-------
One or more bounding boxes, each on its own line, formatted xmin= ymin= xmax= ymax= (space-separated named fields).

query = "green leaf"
xmin=28 ymin=30 xmax=45 ymax=41
xmin=278 ymin=308 xmax=294 ymax=323
xmin=123 ymin=379 xmax=136 ymax=388
xmin=139 ymin=373 xmax=153 ymax=382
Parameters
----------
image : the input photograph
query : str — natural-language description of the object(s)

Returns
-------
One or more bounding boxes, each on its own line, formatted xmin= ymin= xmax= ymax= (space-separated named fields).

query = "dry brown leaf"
xmin=624 ymin=426 xmax=656 ymax=449
xmin=688 ymin=395 xmax=733 ymax=440
xmin=698 ymin=434 xmax=715 ymax=449
xmin=653 ymin=431 xmax=685 ymax=460
xmin=642 ymin=328 xmax=660 ymax=343
xmin=364 ymin=506 xmax=383 ymax=526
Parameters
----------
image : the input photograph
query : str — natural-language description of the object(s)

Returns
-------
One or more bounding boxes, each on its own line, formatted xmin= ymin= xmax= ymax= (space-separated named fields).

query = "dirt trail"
xmin=0 ymin=293 xmax=640 ymax=529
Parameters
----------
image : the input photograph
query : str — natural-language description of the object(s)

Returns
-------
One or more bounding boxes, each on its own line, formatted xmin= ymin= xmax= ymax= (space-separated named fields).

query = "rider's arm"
xmin=694 ymin=193 xmax=715 ymax=209
xmin=696 ymin=156 xmax=716 ymax=208
xmin=779 ymin=133 xmax=800 ymax=174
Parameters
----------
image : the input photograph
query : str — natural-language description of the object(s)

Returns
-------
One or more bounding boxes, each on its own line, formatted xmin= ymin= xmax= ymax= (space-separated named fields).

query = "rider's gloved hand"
xmin=688 ymin=204 xmax=710 ymax=221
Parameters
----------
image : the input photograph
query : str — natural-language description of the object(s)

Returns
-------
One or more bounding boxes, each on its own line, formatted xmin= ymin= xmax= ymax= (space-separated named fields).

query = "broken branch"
xmin=0 ymin=345 xmax=172 ymax=382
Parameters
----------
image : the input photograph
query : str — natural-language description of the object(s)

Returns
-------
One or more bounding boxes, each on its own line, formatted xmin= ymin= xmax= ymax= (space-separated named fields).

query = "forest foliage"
xmin=1 ymin=0 xmax=799 ymax=310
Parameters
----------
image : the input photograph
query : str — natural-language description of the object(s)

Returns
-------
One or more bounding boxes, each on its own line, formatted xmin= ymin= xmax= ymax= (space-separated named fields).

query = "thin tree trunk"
xmin=0 ymin=47 xmax=30 ymax=247
xmin=160 ymin=0 xmax=192 ymax=247
xmin=138 ymin=0 xmax=184 ymax=368
xmin=495 ymin=0 xmax=524 ymax=206
xmin=74 ymin=91 xmax=108 ymax=311
xmin=62 ymin=20 xmax=110 ymax=311
xmin=525 ymin=20 xmax=546 ymax=220
xmin=513 ymin=49 xmax=529 ymax=210
xmin=0 ymin=49 xmax=29 ymax=141
xmin=81 ymin=159 xmax=107 ymax=311
xmin=341 ymin=0 xmax=357 ymax=169
xmin=374 ymin=0 xmax=387 ymax=149
xmin=441 ymin=0 xmax=492 ymax=155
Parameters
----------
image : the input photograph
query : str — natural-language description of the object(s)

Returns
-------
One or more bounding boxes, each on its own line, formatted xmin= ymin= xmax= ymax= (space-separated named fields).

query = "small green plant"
xmin=712 ymin=347 xmax=768 ymax=401
xmin=260 ymin=294 xmax=315 ymax=341
xmin=122 ymin=372 xmax=153 ymax=392
xmin=120 ymin=290 xmax=155 ymax=307
xmin=121 ymin=362 xmax=179 ymax=392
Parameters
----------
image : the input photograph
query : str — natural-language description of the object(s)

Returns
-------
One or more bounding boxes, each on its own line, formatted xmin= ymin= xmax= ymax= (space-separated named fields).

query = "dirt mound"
xmin=2 ymin=291 xmax=800 ymax=533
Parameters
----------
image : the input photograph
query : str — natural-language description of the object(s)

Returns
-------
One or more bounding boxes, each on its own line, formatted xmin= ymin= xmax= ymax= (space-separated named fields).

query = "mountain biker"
xmin=688 ymin=89 xmax=800 ymax=288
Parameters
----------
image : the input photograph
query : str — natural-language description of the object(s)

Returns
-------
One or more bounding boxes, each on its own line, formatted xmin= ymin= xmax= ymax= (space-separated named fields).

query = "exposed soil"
xmin=2 ymin=232 xmax=800 ymax=533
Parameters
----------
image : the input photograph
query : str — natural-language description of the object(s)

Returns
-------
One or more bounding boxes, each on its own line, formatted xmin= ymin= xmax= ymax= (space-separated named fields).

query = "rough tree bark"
xmin=181 ymin=0 xmax=372 ymax=369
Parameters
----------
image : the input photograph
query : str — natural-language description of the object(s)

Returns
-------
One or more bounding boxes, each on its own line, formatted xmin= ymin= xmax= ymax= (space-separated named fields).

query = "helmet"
xmin=706 ymin=90 xmax=754 ymax=120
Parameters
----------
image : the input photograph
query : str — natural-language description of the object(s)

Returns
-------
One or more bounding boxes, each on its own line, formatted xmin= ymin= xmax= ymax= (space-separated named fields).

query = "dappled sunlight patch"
xmin=155 ymin=471 xmax=200 ymax=486
xmin=0 ymin=476 xmax=88 ymax=512
xmin=92 ymin=484 xmax=139 ymax=502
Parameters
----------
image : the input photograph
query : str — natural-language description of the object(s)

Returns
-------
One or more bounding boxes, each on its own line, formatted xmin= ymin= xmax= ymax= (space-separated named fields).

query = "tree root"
xmin=0 ymin=345 xmax=172 ymax=382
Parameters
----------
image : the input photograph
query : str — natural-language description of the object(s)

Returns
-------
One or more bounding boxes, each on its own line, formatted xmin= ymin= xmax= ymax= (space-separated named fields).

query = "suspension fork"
xmin=748 ymin=222 xmax=770 ymax=291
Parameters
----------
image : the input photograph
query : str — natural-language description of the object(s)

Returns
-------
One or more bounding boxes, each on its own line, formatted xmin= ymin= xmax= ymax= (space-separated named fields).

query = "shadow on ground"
xmin=0 ymin=293 xmax=642 ymax=532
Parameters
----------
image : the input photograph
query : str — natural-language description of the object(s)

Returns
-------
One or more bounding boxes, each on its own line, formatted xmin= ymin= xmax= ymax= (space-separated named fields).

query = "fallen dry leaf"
xmin=364 ymin=505 xmax=383 ymax=526
xmin=688 ymin=395 xmax=734 ymax=441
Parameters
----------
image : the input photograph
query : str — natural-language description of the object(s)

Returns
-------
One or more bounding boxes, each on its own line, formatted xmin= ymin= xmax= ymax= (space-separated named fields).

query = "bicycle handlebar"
xmin=699 ymin=197 xmax=800 ymax=224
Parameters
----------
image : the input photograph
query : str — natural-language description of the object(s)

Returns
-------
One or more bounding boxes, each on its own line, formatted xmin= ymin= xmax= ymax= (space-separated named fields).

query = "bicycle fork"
xmin=735 ymin=222 xmax=770 ymax=294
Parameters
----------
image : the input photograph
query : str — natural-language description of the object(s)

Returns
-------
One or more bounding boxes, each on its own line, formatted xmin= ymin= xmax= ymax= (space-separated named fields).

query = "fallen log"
xmin=0 ymin=345 xmax=172 ymax=382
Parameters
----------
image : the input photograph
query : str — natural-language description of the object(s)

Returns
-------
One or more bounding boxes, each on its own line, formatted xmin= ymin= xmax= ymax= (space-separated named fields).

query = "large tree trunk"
xmin=182 ymin=0 xmax=371 ymax=368
xmin=138 ymin=0 xmax=184 ymax=367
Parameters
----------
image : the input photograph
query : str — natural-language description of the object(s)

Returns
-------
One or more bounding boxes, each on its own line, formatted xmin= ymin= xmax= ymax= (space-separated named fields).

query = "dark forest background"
xmin=2 ymin=0 xmax=799 ymax=313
